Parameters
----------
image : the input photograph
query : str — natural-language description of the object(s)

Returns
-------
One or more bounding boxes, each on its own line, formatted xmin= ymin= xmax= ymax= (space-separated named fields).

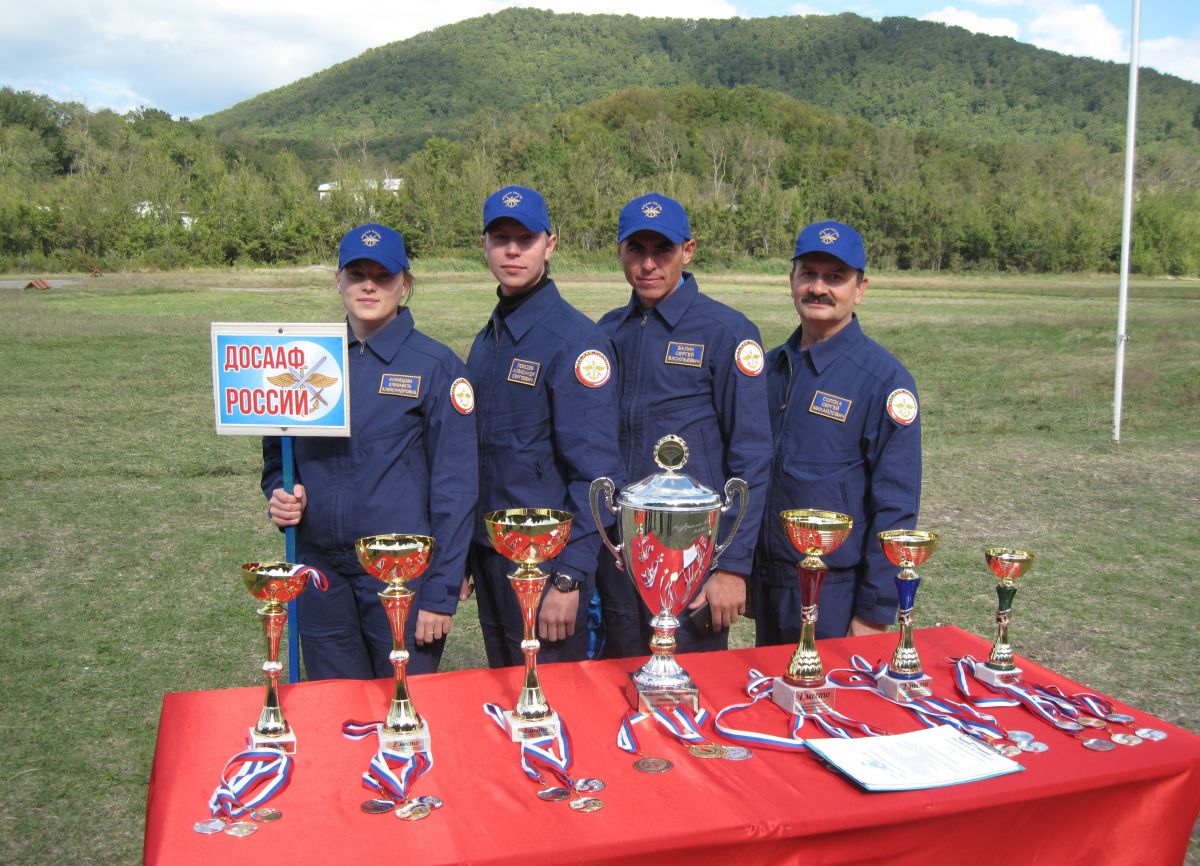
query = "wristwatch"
xmin=552 ymin=573 xmax=582 ymax=593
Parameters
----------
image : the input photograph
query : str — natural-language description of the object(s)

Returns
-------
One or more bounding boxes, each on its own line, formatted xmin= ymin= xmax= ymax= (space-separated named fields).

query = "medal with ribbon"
xmin=484 ymin=704 xmax=605 ymax=811
xmin=342 ymin=719 xmax=437 ymax=818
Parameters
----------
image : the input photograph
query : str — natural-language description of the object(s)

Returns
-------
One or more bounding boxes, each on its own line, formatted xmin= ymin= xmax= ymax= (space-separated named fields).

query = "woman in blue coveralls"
xmin=464 ymin=185 xmax=624 ymax=667
xmin=263 ymin=224 xmax=478 ymax=680
xmin=596 ymin=193 xmax=773 ymax=658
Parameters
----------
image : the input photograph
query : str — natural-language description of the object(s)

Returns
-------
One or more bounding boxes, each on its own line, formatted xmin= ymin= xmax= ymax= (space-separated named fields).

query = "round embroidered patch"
xmin=575 ymin=350 xmax=612 ymax=388
xmin=887 ymin=388 xmax=918 ymax=426
xmin=734 ymin=340 xmax=764 ymax=377
xmin=450 ymin=377 xmax=475 ymax=414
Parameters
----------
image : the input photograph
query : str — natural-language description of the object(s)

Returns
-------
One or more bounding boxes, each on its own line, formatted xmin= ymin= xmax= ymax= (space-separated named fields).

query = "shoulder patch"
xmin=507 ymin=358 xmax=541 ymax=387
xmin=575 ymin=349 xmax=612 ymax=388
xmin=887 ymin=388 xmax=918 ymax=426
xmin=809 ymin=391 xmax=852 ymax=422
xmin=450 ymin=377 xmax=475 ymax=414
xmin=380 ymin=373 xmax=421 ymax=398
xmin=734 ymin=339 xmax=764 ymax=376
xmin=664 ymin=341 xmax=705 ymax=368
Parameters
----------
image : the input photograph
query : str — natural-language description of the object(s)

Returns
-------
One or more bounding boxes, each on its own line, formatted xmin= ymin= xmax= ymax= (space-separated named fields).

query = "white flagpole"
xmin=1112 ymin=0 xmax=1141 ymax=443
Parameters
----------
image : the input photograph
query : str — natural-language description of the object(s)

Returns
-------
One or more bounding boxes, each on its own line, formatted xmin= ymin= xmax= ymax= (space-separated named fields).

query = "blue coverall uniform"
xmin=753 ymin=314 xmax=922 ymax=642
xmin=262 ymin=308 xmax=478 ymax=680
xmin=596 ymin=273 xmax=773 ymax=656
xmin=467 ymin=280 xmax=624 ymax=667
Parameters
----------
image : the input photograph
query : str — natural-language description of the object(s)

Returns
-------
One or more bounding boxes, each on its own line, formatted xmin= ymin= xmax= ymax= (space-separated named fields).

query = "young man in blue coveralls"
xmin=465 ymin=185 xmax=624 ymax=667
xmin=754 ymin=220 xmax=922 ymax=642
xmin=263 ymin=224 xmax=478 ymax=679
xmin=597 ymin=193 xmax=772 ymax=657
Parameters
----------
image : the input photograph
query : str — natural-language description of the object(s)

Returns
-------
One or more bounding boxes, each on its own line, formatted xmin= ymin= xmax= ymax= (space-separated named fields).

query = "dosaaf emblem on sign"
xmin=211 ymin=322 xmax=351 ymax=436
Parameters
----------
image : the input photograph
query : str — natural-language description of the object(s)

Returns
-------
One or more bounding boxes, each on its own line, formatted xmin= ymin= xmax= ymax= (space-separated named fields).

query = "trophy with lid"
xmin=590 ymin=435 xmax=748 ymax=712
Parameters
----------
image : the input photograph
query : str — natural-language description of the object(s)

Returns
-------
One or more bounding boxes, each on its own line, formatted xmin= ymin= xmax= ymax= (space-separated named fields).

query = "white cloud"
xmin=922 ymin=6 xmax=1020 ymax=38
xmin=1141 ymin=34 xmax=1200 ymax=82
xmin=788 ymin=4 xmax=826 ymax=14
xmin=1027 ymin=2 xmax=1125 ymax=62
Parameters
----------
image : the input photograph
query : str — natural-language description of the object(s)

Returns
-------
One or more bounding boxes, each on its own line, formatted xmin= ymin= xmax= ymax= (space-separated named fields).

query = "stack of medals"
xmin=619 ymin=705 xmax=754 ymax=770
xmin=343 ymin=720 xmax=439 ymax=821
xmin=483 ymin=705 xmax=605 ymax=813
xmin=195 ymin=746 xmax=293 ymax=837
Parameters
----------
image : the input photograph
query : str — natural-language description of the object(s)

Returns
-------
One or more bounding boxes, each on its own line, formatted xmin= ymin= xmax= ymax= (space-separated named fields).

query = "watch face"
xmin=554 ymin=574 xmax=580 ymax=592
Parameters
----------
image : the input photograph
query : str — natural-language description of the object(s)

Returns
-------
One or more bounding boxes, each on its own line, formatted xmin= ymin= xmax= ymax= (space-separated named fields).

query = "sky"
xmin=2 ymin=1 xmax=1196 ymax=120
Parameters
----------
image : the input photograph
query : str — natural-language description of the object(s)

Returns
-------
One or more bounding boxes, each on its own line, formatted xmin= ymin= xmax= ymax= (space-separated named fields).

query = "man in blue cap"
xmin=465 ymin=185 xmax=624 ymax=667
xmin=596 ymin=193 xmax=772 ymax=658
xmin=263 ymin=223 xmax=478 ymax=679
xmin=753 ymin=220 xmax=922 ymax=643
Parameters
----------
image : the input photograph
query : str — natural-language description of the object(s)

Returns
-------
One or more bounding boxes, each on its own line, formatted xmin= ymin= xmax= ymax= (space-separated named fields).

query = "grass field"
xmin=1 ymin=265 xmax=1197 ymax=863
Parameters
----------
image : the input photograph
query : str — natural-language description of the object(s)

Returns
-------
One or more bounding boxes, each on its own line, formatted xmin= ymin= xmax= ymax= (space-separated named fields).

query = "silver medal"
xmin=1110 ymin=733 xmax=1143 ymax=746
xmin=569 ymin=797 xmax=604 ymax=812
xmin=572 ymin=778 xmax=606 ymax=793
xmin=1058 ymin=721 xmax=1085 ymax=732
xmin=224 ymin=821 xmax=258 ymax=837
xmin=193 ymin=818 xmax=227 ymax=835
xmin=1019 ymin=740 xmax=1049 ymax=753
xmin=395 ymin=802 xmax=432 ymax=821
xmin=993 ymin=743 xmax=1022 ymax=757
xmin=537 ymin=786 xmax=572 ymax=801
xmin=415 ymin=795 xmax=444 ymax=809
xmin=1007 ymin=730 xmax=1034 ymax=744
xmin=250 ymin=807 xmax=282 ymax=823
xmin=722 ymin=746 xmax=754 ymax=761
xmin=1082 ymin=737 xmax=1115 ymax=751
xmin=361 ymin=798 xmax=395 ymax=814
xmin=1105 ymin=713 xmax=1136 ymax=724
xmin=1135 ymin=727 xmax=1168 ymax=741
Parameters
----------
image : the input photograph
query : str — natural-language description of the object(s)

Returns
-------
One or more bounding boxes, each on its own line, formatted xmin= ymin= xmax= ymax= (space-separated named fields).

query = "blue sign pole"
xmin=282 ymin=435 xmax=300 ymax=683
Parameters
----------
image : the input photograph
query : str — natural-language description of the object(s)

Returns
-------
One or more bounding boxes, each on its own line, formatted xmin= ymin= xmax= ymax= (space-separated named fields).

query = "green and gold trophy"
xmin=484 ymin=508 xmax=573 ymax=741
xmin=241 ymin=561 xmax=324 ymax=753
xmin=772 ymin=509 xmax=854 ymax=714
xmin=876 ymin=530 xmax=939 ymax=702
xmin=977 ymin=547 xmax=1035 ymax=687
xmin=355 ymin=533 xmax=436 ymax=753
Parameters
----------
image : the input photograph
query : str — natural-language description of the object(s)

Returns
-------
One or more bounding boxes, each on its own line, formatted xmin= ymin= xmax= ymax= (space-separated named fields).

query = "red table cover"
xmin=145 ymin=626 xmax=1200 ymax=865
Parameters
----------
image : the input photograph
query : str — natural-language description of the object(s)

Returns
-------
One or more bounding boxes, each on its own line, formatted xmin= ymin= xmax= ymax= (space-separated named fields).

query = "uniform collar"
xmin=786 ymin=314 xmax=864 ymax=374
xmin=349 ymin=306 xmax=415 ymax=364
xmin=622 ymin=272 xmax=699 ymax=328
xmin=489 ymin=279 xmax=562 ymax=342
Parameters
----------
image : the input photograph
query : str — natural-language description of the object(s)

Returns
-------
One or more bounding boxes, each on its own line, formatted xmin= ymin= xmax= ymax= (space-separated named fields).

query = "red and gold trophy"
xmin=355 ymin=534 xmax=436 ymax=753
xmin=876 ymin=530 xmax=939 ymax=701
xmin=976 ymin=547 xmax=1035 ymax=687
xmin=484 ymin=508 xmax=573 ymax=741
xmin=772 ymin=510 xmax=853 ymax=714
xmin=241 ymin=561 xmax=325 ymax=753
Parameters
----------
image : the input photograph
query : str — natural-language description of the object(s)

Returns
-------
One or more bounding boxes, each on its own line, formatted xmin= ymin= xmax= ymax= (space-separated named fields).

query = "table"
xmin=145 ymin=626 xmax=1200 ymax=865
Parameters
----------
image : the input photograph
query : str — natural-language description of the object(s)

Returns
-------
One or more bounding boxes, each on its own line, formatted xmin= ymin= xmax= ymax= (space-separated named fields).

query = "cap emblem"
xmin=360 ymin=229 xmax=382 ymax=247
xmin=502 ymin=191 xmax=523 ymax=208
xmin=818 ymin=227 xmax=839 ymax=245
xmin=641 ymin=201 xmax=663 ymax=219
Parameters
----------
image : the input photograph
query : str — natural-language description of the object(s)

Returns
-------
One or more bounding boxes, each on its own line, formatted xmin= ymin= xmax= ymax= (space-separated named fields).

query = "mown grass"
xmin=0 ymin=268 xmax=1197 ymax=863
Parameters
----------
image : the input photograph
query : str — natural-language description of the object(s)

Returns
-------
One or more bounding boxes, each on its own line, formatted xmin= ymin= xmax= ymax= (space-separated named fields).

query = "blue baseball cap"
xmin=617 ymin=193 xmax=692 ymax=244
xmin=792 ymin=220 xmax=866 ymax=271
xmin=338 ymin=223 xmax=409 ymax=274
xmin=483 ymin=185 xmax=551 ymax=235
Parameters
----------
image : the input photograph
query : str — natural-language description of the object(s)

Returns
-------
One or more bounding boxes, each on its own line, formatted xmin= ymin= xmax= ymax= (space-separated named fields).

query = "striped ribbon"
xmin=615 ymin=704 xmax=713 ymax=755
xmin=483 ymin=703 xmax=574 ymax=788
xmin=341 ymin=719 xmax=433 ymax=803
xmin=954 ymin=656 xmax=1083 ymax=731
xmin=208 ymin=748 xmax=293 ymax=818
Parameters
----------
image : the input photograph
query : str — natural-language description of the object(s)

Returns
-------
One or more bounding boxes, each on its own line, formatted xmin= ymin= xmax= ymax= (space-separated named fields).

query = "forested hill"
xmin=203 ymin=9 xmax=1200 ymax=162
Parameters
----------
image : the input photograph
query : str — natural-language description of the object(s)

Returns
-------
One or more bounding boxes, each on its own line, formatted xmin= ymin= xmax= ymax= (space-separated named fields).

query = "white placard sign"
xmin=211 ymin=322 xmax=350 ymax=436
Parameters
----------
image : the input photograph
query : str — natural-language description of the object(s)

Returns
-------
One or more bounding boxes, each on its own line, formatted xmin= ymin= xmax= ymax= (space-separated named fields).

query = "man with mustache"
xmin=754 ymin=220 xmax=922 ymax=644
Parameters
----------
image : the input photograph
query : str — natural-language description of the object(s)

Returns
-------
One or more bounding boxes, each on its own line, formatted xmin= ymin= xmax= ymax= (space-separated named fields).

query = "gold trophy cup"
xmin=355 ymin=534 xmax=436 ymax=753
xmin=484 ymin=508 xmax=573 ymax=741
xmin=877 ymin=530 xmax=939 ymax=701
xmin=241 ymin=561 xmax=323 ymax=753
xmin=977 ymin=547 xmax=1035 ymax=686
xmin=773 ymin=510 xmax=854 ymax=714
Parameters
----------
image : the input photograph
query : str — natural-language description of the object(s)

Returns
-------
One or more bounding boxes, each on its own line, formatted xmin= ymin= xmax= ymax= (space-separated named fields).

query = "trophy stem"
xmin=889 ymin=568 xmax=923 ymax=677
xmin=380 ymin=585 xmax=426 ymax=735
xmin=254 ymin=601 xmax=290 ymax=738
xmin=785 ymin=560 xmax=827 ymax=686
xmin=510 ymin=569 xmax=552 ymax=721
xmin=987 ymin=582 xmax=1019 ymax=671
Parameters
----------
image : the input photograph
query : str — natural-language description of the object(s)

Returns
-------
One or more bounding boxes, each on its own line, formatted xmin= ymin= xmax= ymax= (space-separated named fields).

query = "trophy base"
xmin=381 ymin=728 xmax=432 ymax=754
xmin=772 ymin=677 xmax=837 ymax=714
xmin=627 ymin=673 xmax=701 ymax=713
xmin=878 ymin=672 xmax=933 ymax=702
xmin=248 ymin=727 xmax=297 ymax=754
xmin=974 ymin=663 xmax=1023 ymax=687
xmin=504 ymin=710 xmax=562 ymax=742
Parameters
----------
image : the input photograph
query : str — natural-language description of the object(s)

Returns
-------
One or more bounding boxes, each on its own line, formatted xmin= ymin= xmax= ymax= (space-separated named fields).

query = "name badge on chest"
xmin=507 ymin=358 xmax=541 ymax=387
xmin=380 ymin=373 xmax=422 ymax=398
xmin=664 ymin=341 xmax=705 ymax=368
xmin=809 ymin=390 xmax=852 ymax=422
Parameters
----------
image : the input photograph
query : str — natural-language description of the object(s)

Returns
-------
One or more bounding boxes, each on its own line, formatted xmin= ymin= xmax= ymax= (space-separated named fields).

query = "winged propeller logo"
xmin=266 ymin=354 xmax=339 ymax=415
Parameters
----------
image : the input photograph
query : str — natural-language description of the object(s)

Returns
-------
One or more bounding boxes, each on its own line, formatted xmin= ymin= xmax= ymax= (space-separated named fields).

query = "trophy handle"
xmin=588 ymin=477 xmax=624 ymax=571
xmin=710 ymin=477 xmax=749 ymax=569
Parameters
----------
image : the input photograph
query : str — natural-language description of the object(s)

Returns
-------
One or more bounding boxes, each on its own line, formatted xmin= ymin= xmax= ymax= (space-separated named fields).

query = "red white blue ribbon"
xmin=208 ymin=748 xmax=293 ymax=818
xmin=711 ymin=670 xmax=810 ymax=752
xmin=615 ymin=704 xmax=713 ymax=754
xmin=954 ymin=656 xmax=1083 ymax=731
xmin=341 ymin=719 xmax=433 ymax=803
xmin=286 ymin=563 xmax=329 ymax=591
xmin=483 ymin=703 xmax=575 ymax=788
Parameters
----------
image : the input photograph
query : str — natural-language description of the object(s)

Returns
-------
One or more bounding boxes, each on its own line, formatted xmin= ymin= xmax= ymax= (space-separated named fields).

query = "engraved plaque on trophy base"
xmin=503 ymin=710 xmax=563 ymax=742
xmin=627 ymin=674 xmax=701 ymax=714
xmin=248 ymin=728 xmax=297 ymax=754
xmin=381 ymin=729 xmax=433 ymax=754
xmin=772 ymin=677 xmax=837 ymax=714
xmin=878 ymin=672 xmax=933 ymax=702
xmin=973 ymin=664 xmax=1023 ymax=687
